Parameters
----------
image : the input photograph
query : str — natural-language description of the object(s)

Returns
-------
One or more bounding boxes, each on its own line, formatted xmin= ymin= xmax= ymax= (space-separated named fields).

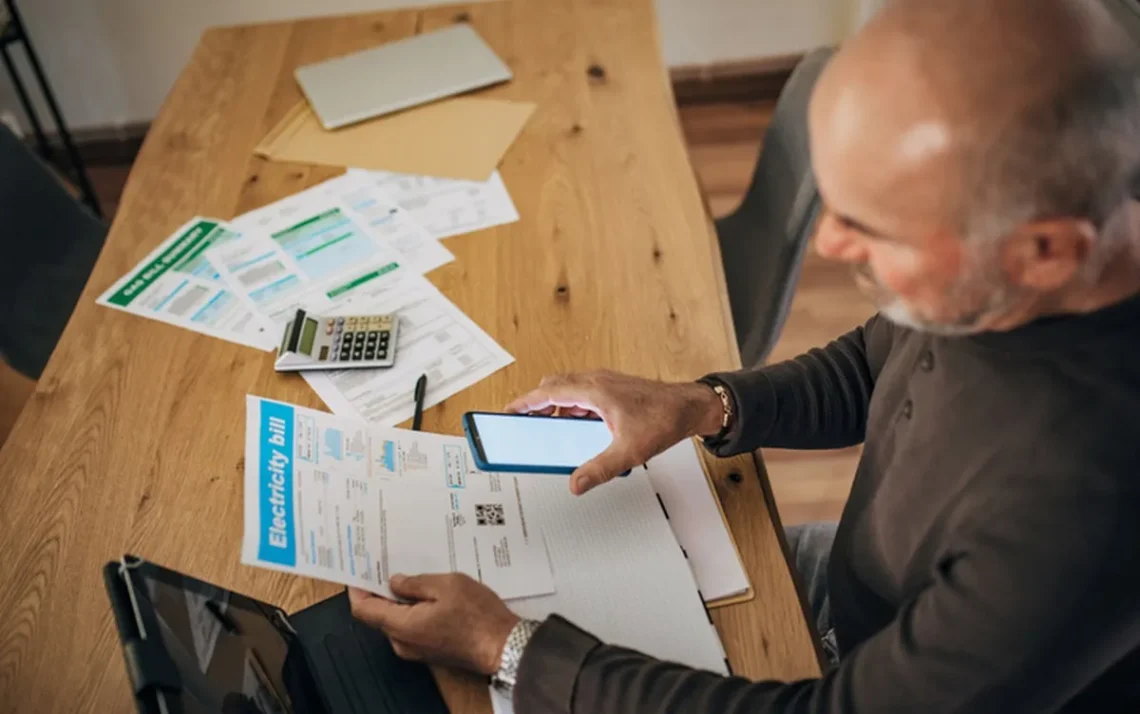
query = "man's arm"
xmin=704 ymin=313 xmax=892 ymax=455
xmin=514 ymin=473 xmax=1140 ymax=714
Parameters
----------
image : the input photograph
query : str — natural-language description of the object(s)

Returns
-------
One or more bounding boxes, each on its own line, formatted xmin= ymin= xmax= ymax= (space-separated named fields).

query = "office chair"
xmin=1097 ymin=0 xmax=1140 ymax=45
xmin=0 ymin=123 xmax=106 ymax=379
xmin=715 ymin=48 xmax=833 ymax=368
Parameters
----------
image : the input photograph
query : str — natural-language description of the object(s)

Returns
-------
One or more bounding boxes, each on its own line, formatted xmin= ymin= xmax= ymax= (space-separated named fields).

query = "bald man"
xmin=347 ymin=0 xmax=1140 ymax=711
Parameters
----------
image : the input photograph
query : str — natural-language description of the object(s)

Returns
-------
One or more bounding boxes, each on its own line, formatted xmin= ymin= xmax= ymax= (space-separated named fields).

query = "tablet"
xmin=295 ymin=24 xmax=512 ymax=130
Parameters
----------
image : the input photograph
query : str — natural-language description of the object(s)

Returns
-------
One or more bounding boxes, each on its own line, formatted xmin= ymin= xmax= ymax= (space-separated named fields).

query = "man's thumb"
xmin=389 ymin=574 xmax=436 ymax=601
xmin=571 ymin=447 xmax=630 ymax=495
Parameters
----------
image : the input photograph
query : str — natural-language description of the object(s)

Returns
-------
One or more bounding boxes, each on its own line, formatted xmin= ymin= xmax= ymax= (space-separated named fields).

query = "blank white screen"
xmin=473 ymin=414 xmax=613 ymax=468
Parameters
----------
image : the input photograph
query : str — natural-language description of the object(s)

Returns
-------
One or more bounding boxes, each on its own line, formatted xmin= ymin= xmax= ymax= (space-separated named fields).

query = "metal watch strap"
xmin=491 ymin=618 xmax=543 ymax=693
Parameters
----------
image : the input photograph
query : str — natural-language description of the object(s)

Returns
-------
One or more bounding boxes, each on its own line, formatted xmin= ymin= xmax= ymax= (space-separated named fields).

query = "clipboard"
xmin=693 ymin=441 xmax=757 ymax=608
xmin=645 ymin=439 xmax=756 ymax=610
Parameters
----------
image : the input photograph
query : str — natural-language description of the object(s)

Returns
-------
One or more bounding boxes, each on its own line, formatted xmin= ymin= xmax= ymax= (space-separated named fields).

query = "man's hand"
xmin=505 ymin=370 xmax=725 ymax=495
xmin=348 ymin=574 xmax=520 ymax=675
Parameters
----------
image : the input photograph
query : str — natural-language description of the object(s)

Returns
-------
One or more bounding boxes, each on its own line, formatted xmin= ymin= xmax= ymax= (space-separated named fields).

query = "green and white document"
xmin=211 ymin=185 xmax=514 ymax=426
xmin=96 ymin=217 xmax=274 ymax=350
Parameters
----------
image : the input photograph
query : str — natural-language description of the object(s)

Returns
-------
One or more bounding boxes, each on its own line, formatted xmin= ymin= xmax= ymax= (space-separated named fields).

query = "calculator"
xmin=275 ymin=308 xmax=399 ymax=372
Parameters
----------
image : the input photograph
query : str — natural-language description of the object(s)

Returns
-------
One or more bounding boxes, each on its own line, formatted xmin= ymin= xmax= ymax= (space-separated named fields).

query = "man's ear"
xmin=1001 ymin=217 xmax=1097 ymax=290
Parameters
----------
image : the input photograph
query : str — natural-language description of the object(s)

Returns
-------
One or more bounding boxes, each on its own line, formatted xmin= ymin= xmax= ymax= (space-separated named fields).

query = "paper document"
xmin=234 ymin=172 xmax=452 ymax=276
xmin=303 ymin=278 xmax=514 ymax=425
xmin=643 ymin=440 xmax=751 ymax=603
xmin=97 ymin=218 xmax=272 ymax=349
xmin=353 ymin=169 xmax=519 ymax=240
xmin=213 ymin=187 xmax=514 ymax=426
xmin=255 ymin=97 xmax=535 ymax=181
xmin=242 ymin=397 xmax=554 ymax=600
xmin=490 ymin=471 xmax=730 ymax=714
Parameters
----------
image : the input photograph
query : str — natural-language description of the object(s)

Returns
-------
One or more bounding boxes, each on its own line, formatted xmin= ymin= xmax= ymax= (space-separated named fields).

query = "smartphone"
xmin=462 ymin=411 xmax=615 ymax=474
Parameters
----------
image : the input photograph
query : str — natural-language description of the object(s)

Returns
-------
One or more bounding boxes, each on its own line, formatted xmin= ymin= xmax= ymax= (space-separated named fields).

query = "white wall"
xmin=656 ymin=0 xmax=851 ymax=68
xmin=0 ymin=0 xmax=876 ymax=133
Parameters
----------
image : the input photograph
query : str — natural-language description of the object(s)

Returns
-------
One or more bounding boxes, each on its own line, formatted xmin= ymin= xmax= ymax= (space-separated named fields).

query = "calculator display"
xmin=299 ymin=318 xmax=318 ymax=356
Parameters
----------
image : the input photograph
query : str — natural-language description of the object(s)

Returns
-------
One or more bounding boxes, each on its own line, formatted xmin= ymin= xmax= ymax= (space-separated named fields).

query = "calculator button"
xmin=379 ymin=335 xmax=390 ymax=348
xmin=355 ymin=333 xmax=366 ymax=343
xmin=364 ymin=347 xmax=376 ymax=360
xmin=340 ymin=350 xmax=352 ymax=361
xmin=336 ymin=317 xmax=345 ymax=326
xmin=377 ymin=347 xmax=388 ymax=359
xmin=367 ymin=330 xmax=379 ymax=341
xmin=353 ymin=351 xmax=364 ymax=361
xmin=342 ymin=331 xmax=354 ymax=342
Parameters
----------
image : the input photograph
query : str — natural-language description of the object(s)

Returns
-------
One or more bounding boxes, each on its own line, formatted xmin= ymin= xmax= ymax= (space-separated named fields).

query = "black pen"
xmin=412 ymin=373 xmax=427 ymax=431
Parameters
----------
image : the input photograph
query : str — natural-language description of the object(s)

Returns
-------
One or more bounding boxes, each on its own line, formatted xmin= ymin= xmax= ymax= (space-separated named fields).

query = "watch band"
xmin=696 ymin=377 xmax=735 ymax=446
xmin=491 ymin=618 xmax=543 ymax=694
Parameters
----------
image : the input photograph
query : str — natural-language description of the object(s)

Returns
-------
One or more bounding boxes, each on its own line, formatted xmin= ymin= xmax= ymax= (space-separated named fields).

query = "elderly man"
xmin=349 ymin=0 xmax=1140 ymax=711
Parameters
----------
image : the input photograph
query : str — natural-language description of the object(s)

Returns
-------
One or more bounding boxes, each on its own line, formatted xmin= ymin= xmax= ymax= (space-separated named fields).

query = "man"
xmin=349 ymin=0 xmax=1140 ymax=711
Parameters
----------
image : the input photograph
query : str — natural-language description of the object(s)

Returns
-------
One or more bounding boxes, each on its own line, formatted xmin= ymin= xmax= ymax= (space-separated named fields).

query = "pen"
xmin=412 ymin=373 xmax=427 ymax=431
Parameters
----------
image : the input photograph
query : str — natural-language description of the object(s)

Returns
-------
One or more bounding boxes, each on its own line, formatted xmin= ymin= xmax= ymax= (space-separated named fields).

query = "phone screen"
xmin=469 ymin=413 xmax=613 ymax=469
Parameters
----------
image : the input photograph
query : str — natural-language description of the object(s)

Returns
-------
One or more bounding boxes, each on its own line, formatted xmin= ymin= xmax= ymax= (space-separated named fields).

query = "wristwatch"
xmin=491 ymin=619 xmax=543 ymax=694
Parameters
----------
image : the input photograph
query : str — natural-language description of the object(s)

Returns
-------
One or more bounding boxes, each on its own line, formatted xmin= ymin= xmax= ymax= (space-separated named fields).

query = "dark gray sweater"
xmin=515 ymin=295 xmax=1140 ymax=713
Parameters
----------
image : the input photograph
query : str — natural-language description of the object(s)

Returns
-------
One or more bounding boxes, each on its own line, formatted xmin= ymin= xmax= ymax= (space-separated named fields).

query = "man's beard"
xmin=850 ymin=263 xmax=1020 ymax=336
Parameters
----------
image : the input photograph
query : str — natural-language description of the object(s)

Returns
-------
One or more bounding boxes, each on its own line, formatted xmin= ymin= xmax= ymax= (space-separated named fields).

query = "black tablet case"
xmin=104 ymin=558 xmax=449 ymax=714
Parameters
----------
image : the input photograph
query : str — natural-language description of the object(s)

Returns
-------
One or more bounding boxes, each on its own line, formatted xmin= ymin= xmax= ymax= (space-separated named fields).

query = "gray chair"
xmin=715 ymin=48 xmax=833 ymax=367
xmin=0 ymin=123 xmax=106 ymax=378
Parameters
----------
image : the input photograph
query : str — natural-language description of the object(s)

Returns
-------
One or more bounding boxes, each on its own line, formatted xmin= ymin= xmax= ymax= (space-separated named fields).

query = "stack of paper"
xmin=98 ymin=168 xmax=521 ymax=426
xmin=241 ymin=396 xmax=729 ymax=709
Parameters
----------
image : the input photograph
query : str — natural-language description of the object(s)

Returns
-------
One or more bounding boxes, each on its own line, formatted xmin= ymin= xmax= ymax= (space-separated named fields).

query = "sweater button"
xmin=902 ymin=399 xmax=914 ymax=419
xmin=918 ymin=351 xmax=934 ymax=372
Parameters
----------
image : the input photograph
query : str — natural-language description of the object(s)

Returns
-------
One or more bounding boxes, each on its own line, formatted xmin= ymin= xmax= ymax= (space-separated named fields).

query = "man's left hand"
xmin=348 ymin=573 xmax=521 ymax=675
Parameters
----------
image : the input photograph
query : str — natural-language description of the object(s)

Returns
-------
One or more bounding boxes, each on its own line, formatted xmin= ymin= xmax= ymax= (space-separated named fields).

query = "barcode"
xmin=476 ymin=503 xmax=505 ymax=526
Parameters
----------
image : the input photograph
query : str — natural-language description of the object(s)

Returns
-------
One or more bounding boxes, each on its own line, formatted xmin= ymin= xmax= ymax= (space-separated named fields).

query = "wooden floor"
xmin=0 ymin=99 xmax=872 ymax=525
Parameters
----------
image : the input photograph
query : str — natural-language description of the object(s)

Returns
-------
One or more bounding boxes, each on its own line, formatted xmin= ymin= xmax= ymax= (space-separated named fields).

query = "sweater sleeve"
xmin=512 ymin=473 xmax=1140 ymax=714
xmin=703 ymin=314 xmax=892 ymax=455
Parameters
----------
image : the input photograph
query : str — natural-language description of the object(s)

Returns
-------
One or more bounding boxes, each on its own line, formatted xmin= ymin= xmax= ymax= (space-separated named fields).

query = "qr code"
xmin=475 ymin=503 xmax=505 ymax=526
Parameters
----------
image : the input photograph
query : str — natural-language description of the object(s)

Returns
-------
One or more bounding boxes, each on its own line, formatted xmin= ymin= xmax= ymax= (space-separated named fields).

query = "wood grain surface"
xmin=0 ymin=1 xmax=820 ymax=710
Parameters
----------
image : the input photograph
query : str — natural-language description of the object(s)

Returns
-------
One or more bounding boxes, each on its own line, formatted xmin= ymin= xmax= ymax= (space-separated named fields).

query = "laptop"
xmin=104 ymin=555 xmax=449 ymax=714
xmin=295 ymin=24 xmax=512 ymax=130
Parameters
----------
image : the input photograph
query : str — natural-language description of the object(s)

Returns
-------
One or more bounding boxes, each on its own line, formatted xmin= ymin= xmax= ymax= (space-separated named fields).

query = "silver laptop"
xmin=295 ymin=24 xmax=513 ymax=130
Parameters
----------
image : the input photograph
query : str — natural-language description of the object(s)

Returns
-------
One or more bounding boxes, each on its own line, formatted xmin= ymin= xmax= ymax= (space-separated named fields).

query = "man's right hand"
xmin=505 ymin=370 xmax=726 ymax=495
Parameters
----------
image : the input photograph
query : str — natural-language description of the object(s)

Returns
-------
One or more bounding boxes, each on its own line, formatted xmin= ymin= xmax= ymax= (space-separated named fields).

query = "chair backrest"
xmin=715 ymin=48 xmax=833 ymax=367
xmin=0 ymin=124 xmax=106 ymax=378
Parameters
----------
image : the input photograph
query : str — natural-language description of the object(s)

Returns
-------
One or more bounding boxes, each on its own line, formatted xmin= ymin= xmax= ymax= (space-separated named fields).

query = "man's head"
xmin=809 ymin=0 xmax=1140 ymax=335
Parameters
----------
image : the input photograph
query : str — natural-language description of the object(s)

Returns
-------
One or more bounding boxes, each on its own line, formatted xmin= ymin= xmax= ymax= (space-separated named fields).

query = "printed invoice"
xmin=242 ymin=396 xmax=554 ymax=601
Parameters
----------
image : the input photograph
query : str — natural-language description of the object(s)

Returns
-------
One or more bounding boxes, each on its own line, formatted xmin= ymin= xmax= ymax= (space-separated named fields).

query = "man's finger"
xmin=348 ymin=588 xmax=412 ymax=634
xmin=390 ymin=573 xmax=444 ymax=601
xmin=390 ymin=639 xmax=423 ymax=662
xmin=570 ymin=446 xmax=633 ymax=495
xmin=505 ymin=383 xmax=603 ymax=415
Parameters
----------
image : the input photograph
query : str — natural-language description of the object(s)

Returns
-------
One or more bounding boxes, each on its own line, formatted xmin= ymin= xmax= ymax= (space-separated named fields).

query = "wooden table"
xmin=0 ymin=1 xmax=820 ymax=710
